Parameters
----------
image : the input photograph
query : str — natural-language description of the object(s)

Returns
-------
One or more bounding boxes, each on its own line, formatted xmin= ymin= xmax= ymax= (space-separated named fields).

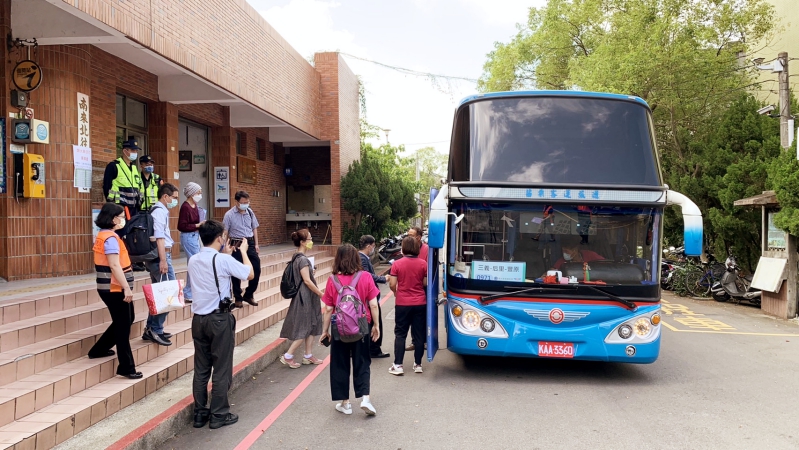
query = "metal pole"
xmin=778 ymin=52 xmax=790 ymax=150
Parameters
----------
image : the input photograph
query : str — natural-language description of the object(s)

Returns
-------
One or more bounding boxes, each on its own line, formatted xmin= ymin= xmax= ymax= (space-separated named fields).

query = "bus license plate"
xmin=538 ymin=341 xmax=574 ymax=358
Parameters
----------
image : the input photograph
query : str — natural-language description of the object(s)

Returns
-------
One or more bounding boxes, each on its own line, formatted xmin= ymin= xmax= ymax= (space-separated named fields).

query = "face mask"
xmin=238 ymin=203 xmax=250 ymax=211
xmin=219 ymin=237 xmax=225 ymax=253
xmin=167 ymin=199 xmax=178 ymax=209
xmin=192 ymin=194 xmax=202 ymax=203
xmin=563 ymin=252 xmax=573 ymax=261
xmin=306 ymin=241 xmax=314 ymax=250
xmin=143 ymin=166 xmax=154 ymax=174
xmin=129 ymin=152 xmax=138 ymax=161
xmin=116 ymin=218 xmax=126 ymax=229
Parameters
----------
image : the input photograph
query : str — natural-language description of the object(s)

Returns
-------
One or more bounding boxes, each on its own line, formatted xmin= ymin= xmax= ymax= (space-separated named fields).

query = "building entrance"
xmin=178 ymin=120 xmax=210 ymax=212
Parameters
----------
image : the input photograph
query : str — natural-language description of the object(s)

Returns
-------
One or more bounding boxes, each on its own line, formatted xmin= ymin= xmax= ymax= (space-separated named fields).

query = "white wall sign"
xmin=471 ymin=261 xmax=527 ymax=282
xmin=214 ymin=167 xmax=230 ymax=208
xmin=72 ymin=145 xmax=92 ymax=192
xmin=77 ymin=93 xmax=89 ymax=148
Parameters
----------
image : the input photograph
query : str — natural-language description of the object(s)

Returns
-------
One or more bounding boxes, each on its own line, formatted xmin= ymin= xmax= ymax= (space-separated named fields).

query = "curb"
xmin=107 ymin=337 xmax=290 ymax=450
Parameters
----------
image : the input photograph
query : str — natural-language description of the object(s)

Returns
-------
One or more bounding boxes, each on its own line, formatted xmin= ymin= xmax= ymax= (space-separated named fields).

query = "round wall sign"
xmin=12 ymin=60 xmax=43 ymax=92
xmin=36 ymin=124 xmax=48 ymax=141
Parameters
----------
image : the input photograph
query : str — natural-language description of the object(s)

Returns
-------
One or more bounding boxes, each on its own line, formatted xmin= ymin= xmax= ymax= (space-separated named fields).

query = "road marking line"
xmin=662 ymin=320 xmax=799 ymax=336
xmin=234 ymin=356 xmax=331 ymax=450
xmin=234 ymin=290 xmax=394 ymax=450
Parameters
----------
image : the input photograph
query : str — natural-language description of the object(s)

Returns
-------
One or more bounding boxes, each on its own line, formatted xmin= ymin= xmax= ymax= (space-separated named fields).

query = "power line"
xmin=339 ymin=53 xmax=479 ymax=83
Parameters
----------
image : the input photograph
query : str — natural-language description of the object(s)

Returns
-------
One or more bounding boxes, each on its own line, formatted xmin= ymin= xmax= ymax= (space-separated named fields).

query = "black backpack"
xmin=122 ymin=207 xmax=159 ymax=263
xmin=280 ymin=254 xmax=303 ymax=299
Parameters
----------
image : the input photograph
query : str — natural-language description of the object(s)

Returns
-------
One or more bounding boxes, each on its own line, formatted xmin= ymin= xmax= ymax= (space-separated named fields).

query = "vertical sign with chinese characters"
xmin=77 ymin=93 xmax=90 ymax=148
xmin=214 ymin=167 xmax=230 ymax=208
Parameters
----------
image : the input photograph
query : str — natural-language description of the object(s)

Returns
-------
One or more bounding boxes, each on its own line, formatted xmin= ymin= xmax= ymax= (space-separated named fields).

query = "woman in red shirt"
xmin=388 ymin=236 xmax=427 ymax=375
xmin=320 ymin=244 xmax=380 ymax=416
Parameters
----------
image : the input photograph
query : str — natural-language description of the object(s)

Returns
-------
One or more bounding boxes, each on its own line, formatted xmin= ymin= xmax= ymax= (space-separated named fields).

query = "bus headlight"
xmin=462 ymin=310 xmax=480 ymax=331
xmin=633 ymin=318 xmax=651 ymax=337
xmin=605 ymin=309 xmax=661 ymax=344
xmin=447 ymin=298 xmax=509 ymax=338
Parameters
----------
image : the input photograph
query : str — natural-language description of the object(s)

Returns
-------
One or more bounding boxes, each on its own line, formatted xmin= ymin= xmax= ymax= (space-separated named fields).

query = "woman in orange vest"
xmin=88 ymin=203 xmax=142 ymax=379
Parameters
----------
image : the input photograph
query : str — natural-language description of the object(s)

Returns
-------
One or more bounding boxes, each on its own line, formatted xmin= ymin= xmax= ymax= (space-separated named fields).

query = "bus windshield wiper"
xmin=478 ymin=284 xmax=637 ymax=311
xmin=479 ymin=284 xmax=577 ymax=303
xmin=581 ymin=285 xmax=637 ymax=311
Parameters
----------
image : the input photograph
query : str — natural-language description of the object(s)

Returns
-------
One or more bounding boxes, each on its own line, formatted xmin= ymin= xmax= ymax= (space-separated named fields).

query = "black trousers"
xmin=231 ymin=239 xmax=261 ymax=301
xmin=330 ymin=324 xmax=372 ymax=401
xmin=368 ymin=296 xmax=385 ymax=356
xmin=192 ymin=313 xmax=236 ymax=417
xmin=394 ymin=305 xmax=426 ymax=366
xmin=90 ymin=291 xmax=136 ymax=375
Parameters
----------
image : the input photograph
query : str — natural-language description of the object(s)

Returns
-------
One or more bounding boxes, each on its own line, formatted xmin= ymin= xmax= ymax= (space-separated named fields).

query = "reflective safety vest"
xmin=93 ymin=230 xmax=134 ymax=293
xmin=107 ymin=158 xmax=143 ymax=209
xmin=140 ymin=173 xmax=162 ymax=211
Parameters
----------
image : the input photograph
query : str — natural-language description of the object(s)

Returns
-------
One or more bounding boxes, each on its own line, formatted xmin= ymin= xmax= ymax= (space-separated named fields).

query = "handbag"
xmin=143 ymin=274 xmax=186 ymax=315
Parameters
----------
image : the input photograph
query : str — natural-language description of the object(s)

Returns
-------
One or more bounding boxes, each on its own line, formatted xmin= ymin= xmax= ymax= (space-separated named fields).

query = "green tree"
xmin=340 ymin=142 xmax=418 ymax=244
xmin=400 ymin=146 xmax=448 ymax=214
xmin=478 ymin=0 xmax=777 ymax=267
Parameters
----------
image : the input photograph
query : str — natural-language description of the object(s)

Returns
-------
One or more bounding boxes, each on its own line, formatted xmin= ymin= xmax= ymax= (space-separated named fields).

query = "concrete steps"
xmin=0 ymin=247 xmax=336 ymax=449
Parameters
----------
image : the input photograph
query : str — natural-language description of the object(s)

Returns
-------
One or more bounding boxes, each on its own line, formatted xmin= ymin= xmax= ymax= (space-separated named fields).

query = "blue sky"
xmin=246 ymin=0 xmax=546 ymax=155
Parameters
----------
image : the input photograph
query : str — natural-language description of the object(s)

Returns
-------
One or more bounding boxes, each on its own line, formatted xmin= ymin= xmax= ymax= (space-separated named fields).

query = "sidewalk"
xmin=0 ymin=243 xmax=296 ymax=303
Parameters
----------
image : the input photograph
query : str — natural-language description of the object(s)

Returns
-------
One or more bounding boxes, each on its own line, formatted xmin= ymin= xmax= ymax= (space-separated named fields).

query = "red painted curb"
xmin=107 ymin=337 xmax=287 ymax=450
xmin=109 ymin=290 xmax=395 ymax=450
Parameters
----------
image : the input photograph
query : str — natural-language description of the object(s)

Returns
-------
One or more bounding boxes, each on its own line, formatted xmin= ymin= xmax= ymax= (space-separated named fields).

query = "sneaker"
xmin=388 ymin=364 xmax=404 ymax=376
xmin=142 ymin=328 xmax=172 ymax=346
xmin=360 ymin=399 xmax=376 ymax=416
xmin=280 ymin=355 xmax=301 ymax=369
xmin=209 ymin=413 xmax=238 ymax=429
xmin=335 ymin=402 xmax=352 ymax=415
xmin=413 ymin=364 xmax=423 ymax=373
xmin=302 ymin=356 xmax=324 ymax=365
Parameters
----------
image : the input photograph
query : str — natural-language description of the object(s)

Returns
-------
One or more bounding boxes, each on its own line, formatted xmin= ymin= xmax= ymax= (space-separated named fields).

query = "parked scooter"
xmin=373 ymin=234 xmax=405 ymax=265
xmin=710 ymin=255 xmax=761 ymax=304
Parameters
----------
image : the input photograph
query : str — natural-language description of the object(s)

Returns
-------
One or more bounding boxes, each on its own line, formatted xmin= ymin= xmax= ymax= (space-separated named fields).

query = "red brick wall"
xmin=0 ymin=45 xmax=92 ymax=280
xmin=229 ymin=127 xmax=286 ymax=246
xmin=0 ymin=0 xmax=9 ymax=279
xmin=176 ymin=104 xmax=226 ymax=128
xmin=58 ymin=0 xmax=322 ymax=139
xmin=315 ymin=53 xmax=341 ymax=244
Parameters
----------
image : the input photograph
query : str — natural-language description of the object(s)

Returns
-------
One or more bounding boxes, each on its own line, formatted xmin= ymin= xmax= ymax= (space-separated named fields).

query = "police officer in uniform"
xmin=103 ymin=139 xmax=144 ymax=218
xmin=139 ymin=155 xmax=164 ymax=212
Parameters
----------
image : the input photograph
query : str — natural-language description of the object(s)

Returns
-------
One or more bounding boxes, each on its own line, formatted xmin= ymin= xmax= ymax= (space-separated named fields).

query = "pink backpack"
xmin=331 ymin=272 xmax=369 ymax=343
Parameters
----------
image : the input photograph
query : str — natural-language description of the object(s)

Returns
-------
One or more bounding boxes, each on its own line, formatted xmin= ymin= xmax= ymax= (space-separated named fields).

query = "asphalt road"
xmin=159 ymin=287 xmax=799 ymax=450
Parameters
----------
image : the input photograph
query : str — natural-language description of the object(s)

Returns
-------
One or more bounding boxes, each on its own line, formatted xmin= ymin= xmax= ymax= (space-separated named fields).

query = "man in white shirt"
xmin=144 ymin=183 xmax=180 ymax=347
xmin=188 ymin=220 xmax=253 ymax=430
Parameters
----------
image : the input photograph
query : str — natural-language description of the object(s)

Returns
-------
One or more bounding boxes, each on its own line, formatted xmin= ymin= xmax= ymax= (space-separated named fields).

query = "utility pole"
xmin=778 ymin=52 xmax=790 ymax=149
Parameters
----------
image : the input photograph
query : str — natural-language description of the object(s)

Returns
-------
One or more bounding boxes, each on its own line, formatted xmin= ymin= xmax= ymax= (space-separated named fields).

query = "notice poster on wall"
xmin=72 ymin=145 xmax=92 ymax=192
xmin=214 ymin=167 xmax=230 ymax=208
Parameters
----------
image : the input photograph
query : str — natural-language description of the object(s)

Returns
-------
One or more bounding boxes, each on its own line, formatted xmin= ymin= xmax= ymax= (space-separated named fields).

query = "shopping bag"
xmin=142 ymin=276 xmax=185 ymax=315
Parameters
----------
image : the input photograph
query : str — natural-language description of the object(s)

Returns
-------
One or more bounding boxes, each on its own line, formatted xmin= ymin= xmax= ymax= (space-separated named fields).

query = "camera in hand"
xmin=229 ymin=238 xmax=243 ymax=249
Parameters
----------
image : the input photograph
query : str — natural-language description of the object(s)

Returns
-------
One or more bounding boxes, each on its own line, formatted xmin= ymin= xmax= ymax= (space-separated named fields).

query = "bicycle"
xmin=683 ymin=258 xmax=725 ymax=298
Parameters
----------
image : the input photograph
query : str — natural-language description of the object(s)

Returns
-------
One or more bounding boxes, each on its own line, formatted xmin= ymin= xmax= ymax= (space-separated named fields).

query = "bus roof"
xmin=459 ymin=91 xmax=650 ymax=110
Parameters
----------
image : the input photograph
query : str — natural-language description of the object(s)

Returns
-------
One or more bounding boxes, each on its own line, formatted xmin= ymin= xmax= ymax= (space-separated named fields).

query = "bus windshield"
xmin=447 ymin=202 xmax=660 ymax=296
xmin=450 ymin=96 xmax=661 ymax=185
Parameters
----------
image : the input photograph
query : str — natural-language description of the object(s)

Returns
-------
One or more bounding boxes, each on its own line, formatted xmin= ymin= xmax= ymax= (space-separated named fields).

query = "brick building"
xmin=0 ymin=0 xmax=360 ymax=281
